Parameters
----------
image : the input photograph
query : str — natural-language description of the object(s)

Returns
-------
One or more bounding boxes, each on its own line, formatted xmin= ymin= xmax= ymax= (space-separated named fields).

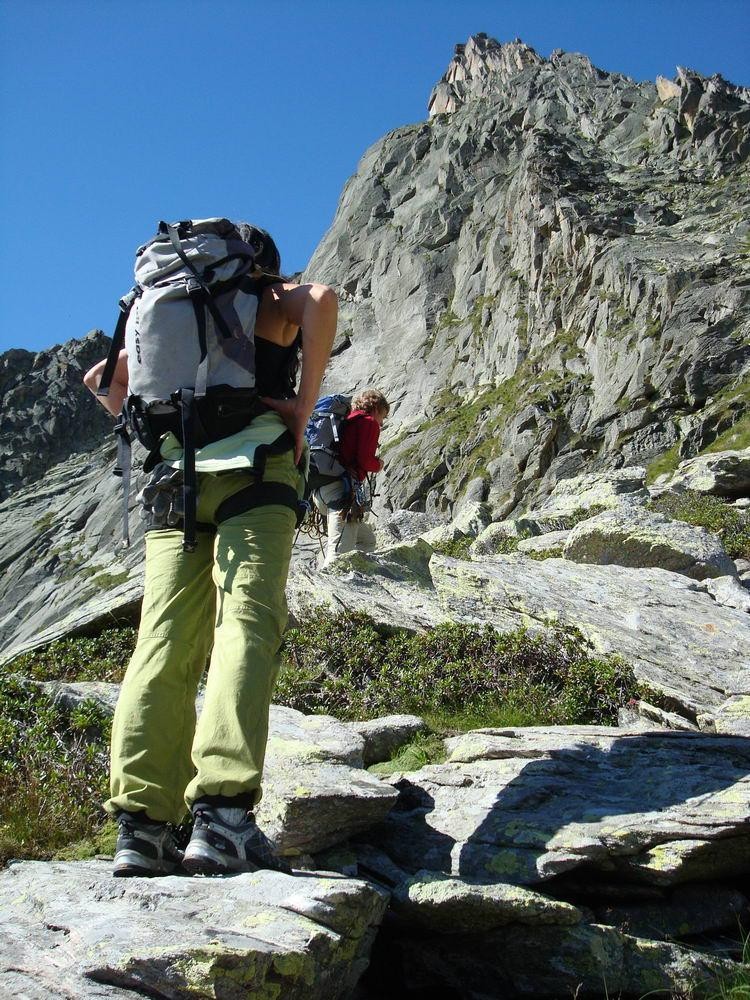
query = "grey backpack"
xmin=97 ymin=218 xmax=297 ymax=550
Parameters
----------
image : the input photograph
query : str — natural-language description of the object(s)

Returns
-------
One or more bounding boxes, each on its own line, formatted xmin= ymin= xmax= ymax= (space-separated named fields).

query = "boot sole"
xmin=183 ymin=841 xmax=260 ymax=877
xmin=113 ymin=849 xmax=180 ymax=878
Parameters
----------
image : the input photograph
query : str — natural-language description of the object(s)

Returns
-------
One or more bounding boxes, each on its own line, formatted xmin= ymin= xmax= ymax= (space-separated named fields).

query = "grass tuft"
xmin=646 ymin=444 xmax=682 ymax=486
xmin=368 ymin=733 xmax=447 ymax=776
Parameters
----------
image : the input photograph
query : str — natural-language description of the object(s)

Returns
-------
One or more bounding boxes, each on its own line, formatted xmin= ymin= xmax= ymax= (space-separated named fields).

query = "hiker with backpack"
xmin=308 ymin=388 xmax=389 ymax=566
xmin=83 ymin=218 xmax=336 ymax=878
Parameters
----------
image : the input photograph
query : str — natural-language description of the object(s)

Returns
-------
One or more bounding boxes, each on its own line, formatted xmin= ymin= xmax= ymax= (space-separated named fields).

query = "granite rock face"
xmin=305 ymin=34 xmax=750 ymax=522
xmin=0 ymin=860 xmax=389 ymax=1000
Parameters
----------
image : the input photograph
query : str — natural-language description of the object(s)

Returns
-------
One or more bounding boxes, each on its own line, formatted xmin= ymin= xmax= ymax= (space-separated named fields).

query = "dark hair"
xmin=234 ymin=222 xmax=282 ymax=276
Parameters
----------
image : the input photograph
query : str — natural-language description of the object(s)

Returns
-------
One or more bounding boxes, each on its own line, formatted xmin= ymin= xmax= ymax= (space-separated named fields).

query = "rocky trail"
xmin=3 ymin=453 xmax=750 ymax=998
xmin=1 ymin=702 xmax=748 ymax=998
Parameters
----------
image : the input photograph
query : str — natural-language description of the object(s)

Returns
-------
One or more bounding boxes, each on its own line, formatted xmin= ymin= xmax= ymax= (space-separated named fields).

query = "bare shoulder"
xmin=256 ymin=281 xmax=337 ymax=343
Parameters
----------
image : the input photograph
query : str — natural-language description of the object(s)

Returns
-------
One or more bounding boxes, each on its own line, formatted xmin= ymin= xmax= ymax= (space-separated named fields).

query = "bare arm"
xmin=83 ymin=350 xmax=128 ymax=417
xmin=261 ymin=283 xmax=338 ymax=463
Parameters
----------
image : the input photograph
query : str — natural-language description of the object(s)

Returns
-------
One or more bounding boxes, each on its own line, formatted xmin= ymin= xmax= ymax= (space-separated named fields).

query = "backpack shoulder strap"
xmin=97 ymin=288 xmax=139 ymax=397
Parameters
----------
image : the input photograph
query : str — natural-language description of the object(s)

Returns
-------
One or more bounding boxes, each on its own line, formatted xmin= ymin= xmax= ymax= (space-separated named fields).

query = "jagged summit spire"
xmin=428 ymin=34 xmax=543 ymax=116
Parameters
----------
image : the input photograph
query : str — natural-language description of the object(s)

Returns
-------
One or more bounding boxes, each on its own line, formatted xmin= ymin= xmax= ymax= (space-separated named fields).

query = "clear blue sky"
xmin=1 ymin=0 xmax=748 ymax=355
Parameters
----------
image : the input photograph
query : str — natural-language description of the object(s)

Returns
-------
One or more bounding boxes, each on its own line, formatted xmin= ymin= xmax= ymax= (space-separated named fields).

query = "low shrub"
xmin=0 ymin=676 xmax=110 ymax=866
xmin=278 ymin=611 xmax=638 ymax=727
xmin=431 ymin=536 xmax=474 ymax=559
xmin=487 ymin=534 xmax=521 ymax=554
xmin=648 ymin=490 xmax=750 ymax=560
xmin=4 ymin=627 xmax=137 ymax=683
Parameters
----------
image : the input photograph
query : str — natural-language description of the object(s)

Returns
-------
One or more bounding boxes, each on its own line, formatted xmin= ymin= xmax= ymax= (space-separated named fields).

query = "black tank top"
xmin=254 ymin=334 xmax=299 ymax=399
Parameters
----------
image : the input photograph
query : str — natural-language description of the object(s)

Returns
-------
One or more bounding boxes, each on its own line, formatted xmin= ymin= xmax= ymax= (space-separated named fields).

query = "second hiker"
xmin=309 ymin=388 xmax=389 ymax=566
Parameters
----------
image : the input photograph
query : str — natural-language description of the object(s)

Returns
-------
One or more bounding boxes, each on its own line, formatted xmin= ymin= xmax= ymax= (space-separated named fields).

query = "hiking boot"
xmin=113 ymin=811 xmax=183 ymax=877
xmin=182 ymin=802 xmax=292 ymax=877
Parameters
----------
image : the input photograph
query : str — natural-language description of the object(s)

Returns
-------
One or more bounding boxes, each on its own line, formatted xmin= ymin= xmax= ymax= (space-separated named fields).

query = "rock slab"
xmin=372 ymin=727 xmax=750 ymax=887
xmin=0 ymin=859 xmax=389 ymax=1000
xmin=563 ymin=506 xmax=737 ymax=580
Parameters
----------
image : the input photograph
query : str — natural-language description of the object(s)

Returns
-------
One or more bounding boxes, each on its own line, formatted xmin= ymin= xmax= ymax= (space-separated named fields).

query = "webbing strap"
xmin=113 ymin=413 xmax=132 ymax=547
xmin=180 ymin=389 xmax=198 ymax=552
xmin=165 ymin=224 xmax=234 ymax=340
xmin=330 ymin=412 xmax=341 ymax=444
xmin=97 ymin=288 xmax=138 ymax=397
xmin=251 ymin=430 xmax=296 ymax=480
xmin=214 ymin=482 xmax=300 ymax=525
xmin=188 ymin=285 xmax=209 ymax=399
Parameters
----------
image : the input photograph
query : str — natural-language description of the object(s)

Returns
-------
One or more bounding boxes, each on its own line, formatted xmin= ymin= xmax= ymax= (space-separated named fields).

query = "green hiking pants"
xmin=106 ymin=450 xmax=301 ymax=824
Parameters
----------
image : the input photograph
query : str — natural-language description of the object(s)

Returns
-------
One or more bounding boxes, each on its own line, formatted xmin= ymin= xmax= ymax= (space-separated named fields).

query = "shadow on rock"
xmin=373 ymin=732 xmax=750 ymax=886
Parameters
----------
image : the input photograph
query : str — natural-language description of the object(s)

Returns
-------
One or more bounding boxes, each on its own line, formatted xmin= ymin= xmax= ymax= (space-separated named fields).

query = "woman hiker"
xmin=314 ymin=388 xmax=389 ymax=567
xmin=84 ymin=222 xmax=337 ymax=877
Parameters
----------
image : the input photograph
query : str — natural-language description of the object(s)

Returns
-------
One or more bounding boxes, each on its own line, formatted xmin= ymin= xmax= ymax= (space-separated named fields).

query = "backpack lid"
xmin=311 ymin=394 xmax=351 ymax=416
xmin=135 ymin=218 xmax=256 ymax=288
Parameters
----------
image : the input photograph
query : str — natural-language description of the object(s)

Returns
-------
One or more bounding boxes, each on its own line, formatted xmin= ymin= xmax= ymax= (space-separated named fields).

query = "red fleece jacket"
xmin=339 ymin=410 xmax=382 ymax=482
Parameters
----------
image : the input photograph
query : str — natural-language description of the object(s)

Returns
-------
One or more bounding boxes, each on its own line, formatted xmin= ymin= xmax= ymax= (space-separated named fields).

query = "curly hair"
xmin=351 ymin=389 xmax=390 ymax=415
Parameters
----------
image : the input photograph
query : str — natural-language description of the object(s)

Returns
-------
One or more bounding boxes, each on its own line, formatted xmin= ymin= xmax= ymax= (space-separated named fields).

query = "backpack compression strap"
xmin=179 ymin=388 xmax=199 ymax=552
xmin=163 ymin=224 xmax=236 ymax=342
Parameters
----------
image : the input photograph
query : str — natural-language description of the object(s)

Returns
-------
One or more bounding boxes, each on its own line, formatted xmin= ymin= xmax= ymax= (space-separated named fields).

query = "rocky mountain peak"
xmin=429 ymin=34 xmax=750 ymax=164
xmin=428 ymin=34 xmax=543 ymax=115
xmin=1 ymin=35 xmax=749 ymax=662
